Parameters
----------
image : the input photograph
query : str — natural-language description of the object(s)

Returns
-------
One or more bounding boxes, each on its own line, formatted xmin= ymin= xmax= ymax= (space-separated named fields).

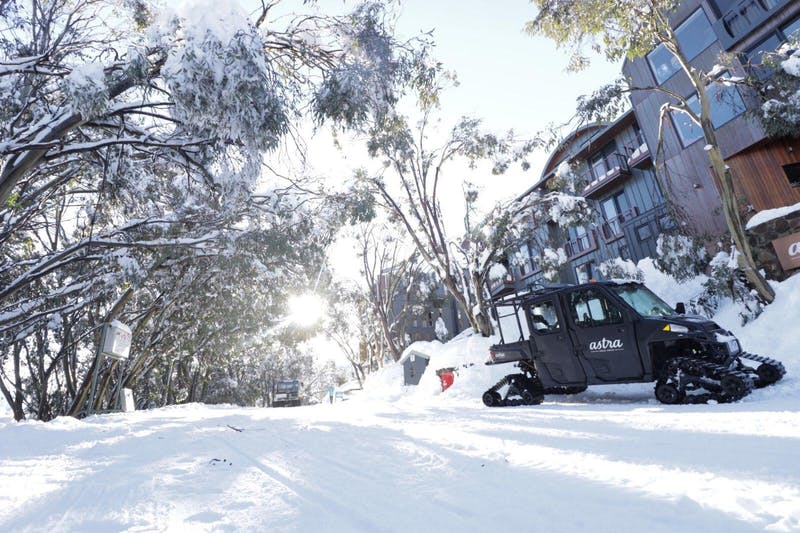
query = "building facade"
xmin=623 ymin=0 xmax=800 ymax=231
xmin=492 ymin=0 xmax=800 ymax=297
xmin=490 ymin=110 xmax=673 ymax=297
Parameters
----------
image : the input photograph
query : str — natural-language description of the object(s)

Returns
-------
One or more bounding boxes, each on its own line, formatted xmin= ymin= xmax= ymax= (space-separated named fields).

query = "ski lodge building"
xmin=492 ymin=0 xmax=800 ymax=298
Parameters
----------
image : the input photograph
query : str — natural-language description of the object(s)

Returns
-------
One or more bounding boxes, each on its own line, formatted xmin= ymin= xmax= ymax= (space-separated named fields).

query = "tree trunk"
xmin=693 ymin=79 xmax=775 ymax=303
xmin=470 ymin=271 xmax=494 ymax=337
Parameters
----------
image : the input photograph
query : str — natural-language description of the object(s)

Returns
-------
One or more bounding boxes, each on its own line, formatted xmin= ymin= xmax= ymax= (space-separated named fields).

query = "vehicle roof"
xmin=491 ymin=279 xmax=643 ymax=306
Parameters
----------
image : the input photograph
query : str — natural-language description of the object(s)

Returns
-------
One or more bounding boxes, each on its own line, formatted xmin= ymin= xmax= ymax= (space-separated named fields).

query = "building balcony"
xmin=564 ymin=229 xmax=598 ymax=260
xmin=713 ymin=0 xmax=792 ymax=49
xmin=581 ymin=153 xmax=631 ymax=198
xmin=600 ymin=207 xmax=640 ymax=243
xmin=626 ymin=142 xmax=652 ymax=169
xmin=488 ymin=274 xmax=516 ymax=298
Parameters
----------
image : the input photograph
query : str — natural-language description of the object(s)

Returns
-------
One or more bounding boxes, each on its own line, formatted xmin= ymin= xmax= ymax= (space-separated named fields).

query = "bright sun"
xmin=287 ymin=293 xmax=326 ymax=328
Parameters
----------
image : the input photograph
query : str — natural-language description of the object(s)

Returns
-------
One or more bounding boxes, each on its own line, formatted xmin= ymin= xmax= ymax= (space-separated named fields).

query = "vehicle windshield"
xmin=276 ymin=382 xmax=298 ymax=393
xmin=610 ymin=284 xmax=675 ymax=317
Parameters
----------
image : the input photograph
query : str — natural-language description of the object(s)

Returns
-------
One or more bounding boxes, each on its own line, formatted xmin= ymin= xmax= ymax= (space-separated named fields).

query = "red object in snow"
xmin=437 ymin=368 xmax=455 ymax=391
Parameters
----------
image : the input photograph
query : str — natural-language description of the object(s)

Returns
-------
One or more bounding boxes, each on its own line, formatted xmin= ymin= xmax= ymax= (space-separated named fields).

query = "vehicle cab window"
xmin=568 ymin=288 xmax=623 ymax=327
xmin=529 ymin=299 xmax=561 ymax=334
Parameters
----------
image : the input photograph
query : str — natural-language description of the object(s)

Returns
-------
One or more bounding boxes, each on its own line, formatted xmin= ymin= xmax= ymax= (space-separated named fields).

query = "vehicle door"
xmin=527 ymin=297 xmax=586 ymax=386
xmin=564 ymin=286 xmax=644 ymax=381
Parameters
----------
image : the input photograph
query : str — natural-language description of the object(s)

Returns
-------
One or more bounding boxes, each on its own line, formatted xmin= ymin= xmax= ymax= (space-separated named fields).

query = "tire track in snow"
xmin=208 ymin=429 xmax=391 ymax=532
xmin=396 ymin=419 xmax=800 ymax=531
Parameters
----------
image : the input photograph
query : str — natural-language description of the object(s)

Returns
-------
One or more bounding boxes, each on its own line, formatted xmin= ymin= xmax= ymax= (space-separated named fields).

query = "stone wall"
xmin=746 ymin=209 xmax=800 ymax=281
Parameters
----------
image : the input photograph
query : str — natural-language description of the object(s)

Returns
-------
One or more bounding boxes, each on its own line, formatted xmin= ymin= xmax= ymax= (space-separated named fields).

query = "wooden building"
xmin=622 ymin=0 xmax=800 ymax=234
xmin=490 ymin=110 xmax=672 ymax=296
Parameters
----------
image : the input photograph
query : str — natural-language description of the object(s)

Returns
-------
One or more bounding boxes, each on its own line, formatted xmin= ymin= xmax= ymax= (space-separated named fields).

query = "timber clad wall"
xmin=725 ymin=138 xmax=800 ymax=212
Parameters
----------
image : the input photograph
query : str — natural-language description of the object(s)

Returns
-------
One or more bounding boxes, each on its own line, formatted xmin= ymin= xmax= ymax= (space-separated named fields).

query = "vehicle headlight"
xmin=662 ymin=323 xmax=690 ymax=333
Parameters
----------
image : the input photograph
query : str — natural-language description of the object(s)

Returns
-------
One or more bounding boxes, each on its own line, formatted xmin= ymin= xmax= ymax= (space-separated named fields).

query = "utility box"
xmin=399 ymin=350 xmax=431 ymax=386
xmin=100 ymin=320 xmax=132 ymax=360
xmin=121 ymin=388 xmax=136 ymax=412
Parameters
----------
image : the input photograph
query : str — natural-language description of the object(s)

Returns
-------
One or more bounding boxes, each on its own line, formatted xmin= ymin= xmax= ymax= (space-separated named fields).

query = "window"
xmin=744 ymin=15 xmax=800 ymax=79
xmin=746 ymin=34 xmax=782 ymax=79
xmin=783 ymin=162 xmax=800 ymax=187
xmin=610 ymin=284 xmax=674 ymax=317
xmin=658 ymin=214 xmax=677 ymax=231
xmin=647 ymin=9 xmax=716 ymax=83
xmin=568 ymin=288 xmax=623 ymax=327
xmin=671 ymin=79 xmax=746 ymax=146
xmin=636 ymin=224 xmax=653 ymax=242
xmin=601 ymin=191 xmax=631 ymax=239
xmin=782 ymin=16 xmax=800 ymax=40
xmin=529 ymin=299 xmax=561 ymax=334
xmin=575 ymin=261 xmax=594 ymax=284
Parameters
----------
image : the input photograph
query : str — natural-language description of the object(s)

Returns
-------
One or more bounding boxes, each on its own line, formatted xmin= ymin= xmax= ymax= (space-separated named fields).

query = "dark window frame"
xmin=646 ymin=8 xmax=716 ymax=84
xmin=670 ymin=77 xmax=746 ymax=148
xmin=783 ymin=162 xmax=800 ymax=188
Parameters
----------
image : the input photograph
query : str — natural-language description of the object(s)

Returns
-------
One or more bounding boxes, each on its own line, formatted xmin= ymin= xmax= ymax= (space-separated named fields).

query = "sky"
xmin=320 ymin=0 xmax=622 ymax=280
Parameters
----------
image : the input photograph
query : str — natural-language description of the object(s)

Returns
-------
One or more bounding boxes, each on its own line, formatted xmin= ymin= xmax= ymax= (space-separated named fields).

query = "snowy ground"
xmin=1 ymin=274 xmax=799 ymax=532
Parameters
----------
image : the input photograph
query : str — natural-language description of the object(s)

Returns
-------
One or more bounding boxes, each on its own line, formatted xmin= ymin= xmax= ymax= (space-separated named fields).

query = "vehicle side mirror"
xmin=675 ymin=302 xmax=686 ymax=315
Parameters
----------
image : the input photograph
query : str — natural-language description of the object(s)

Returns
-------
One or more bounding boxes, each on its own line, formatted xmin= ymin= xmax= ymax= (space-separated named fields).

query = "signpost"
xmin=772 ymin=231 xmax=800 ymax=272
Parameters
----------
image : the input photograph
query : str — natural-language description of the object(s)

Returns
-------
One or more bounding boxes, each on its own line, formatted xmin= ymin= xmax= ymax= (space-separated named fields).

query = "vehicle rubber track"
xmin=739 ymin=352 xmax=786 ymax=387
xmin=482 ymin=373 xmax=544 ymax=407
xmin=655 ymin=356 xmax=756 ymax=405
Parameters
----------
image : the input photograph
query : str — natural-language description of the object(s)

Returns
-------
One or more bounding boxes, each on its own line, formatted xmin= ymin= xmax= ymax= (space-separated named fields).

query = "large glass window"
xmin=782 ymin=16 xmax=800 ymax=40
xmin=647 ymin=9 xmax=716 ymax=83
xmin=746 ymin=34 xmax=782 ymax=79
xmin=575 ymin=261 xmax=593 ymax=284
xmin=671 ymin=80 xmax=746 ymax=146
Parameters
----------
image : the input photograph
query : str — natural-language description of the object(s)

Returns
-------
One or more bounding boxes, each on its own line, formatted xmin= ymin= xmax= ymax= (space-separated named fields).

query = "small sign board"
xmin=100 ymin=320 xmax=132 ymax=360
xmin=121 ymin=388 xmax=136 ymax=412
xmin=772 ymin=231 xmax=800 ymax=272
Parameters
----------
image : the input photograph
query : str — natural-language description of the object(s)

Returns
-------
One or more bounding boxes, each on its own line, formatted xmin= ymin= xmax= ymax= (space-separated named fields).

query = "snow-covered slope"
xmin=1 ymin=275 xmax=799 ymax=532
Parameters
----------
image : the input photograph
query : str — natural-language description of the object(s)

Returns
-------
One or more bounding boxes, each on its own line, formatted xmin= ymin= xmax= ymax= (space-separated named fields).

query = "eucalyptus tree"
xmin=0 ymin=0 xmax=426 ymax=419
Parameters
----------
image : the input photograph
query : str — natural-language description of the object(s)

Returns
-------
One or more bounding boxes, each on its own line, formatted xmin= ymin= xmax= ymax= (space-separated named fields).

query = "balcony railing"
xmin=488 ymin=274 xmax=516 ymax=297
xmin=713 ymin=0 xmax=791 ymax=49
xmin=600 ymin=207 xmax=639 ymax=243
xmin=581 ymin=153 xmax=631 ymax=197
xmin=564 ymin=229 xmax=598 ymax=260
xmin=626 ymin=142 xmax=651 ymax=169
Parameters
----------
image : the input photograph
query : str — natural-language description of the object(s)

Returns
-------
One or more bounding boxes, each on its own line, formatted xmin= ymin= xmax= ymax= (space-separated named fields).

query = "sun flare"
xmin=287 ymin=293 xmax=326 ymax=328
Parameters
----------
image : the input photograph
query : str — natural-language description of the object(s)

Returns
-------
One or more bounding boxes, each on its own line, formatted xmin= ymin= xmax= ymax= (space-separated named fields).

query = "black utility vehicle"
xmin=273 ymin=380 xmax=302 ymax=407
xmin=483 ymin=281 xmax=784 ymax=406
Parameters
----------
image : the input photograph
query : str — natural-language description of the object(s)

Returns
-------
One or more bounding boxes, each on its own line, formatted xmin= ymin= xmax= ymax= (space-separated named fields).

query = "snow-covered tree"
xmin=0 ymin=0 xmax=425 ymax=420
xmin=459 ymin=174 xmax=591 ymax=334
xmin=749 ymin=36 xmax=800 ymax=138
xmin=358 ymin=70 xmax=538 ymax=336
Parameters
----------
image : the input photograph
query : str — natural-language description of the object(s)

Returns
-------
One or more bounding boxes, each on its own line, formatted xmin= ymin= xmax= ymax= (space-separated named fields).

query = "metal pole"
xmin=85 ymin=324 xmax=107 ymax=417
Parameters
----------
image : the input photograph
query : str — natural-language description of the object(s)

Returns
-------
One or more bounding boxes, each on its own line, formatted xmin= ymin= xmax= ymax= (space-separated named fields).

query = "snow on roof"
xmin=397 ymin=345 xmax=435 ymax=364
xmin=745 ymin=201 xmax=800 ymax=230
